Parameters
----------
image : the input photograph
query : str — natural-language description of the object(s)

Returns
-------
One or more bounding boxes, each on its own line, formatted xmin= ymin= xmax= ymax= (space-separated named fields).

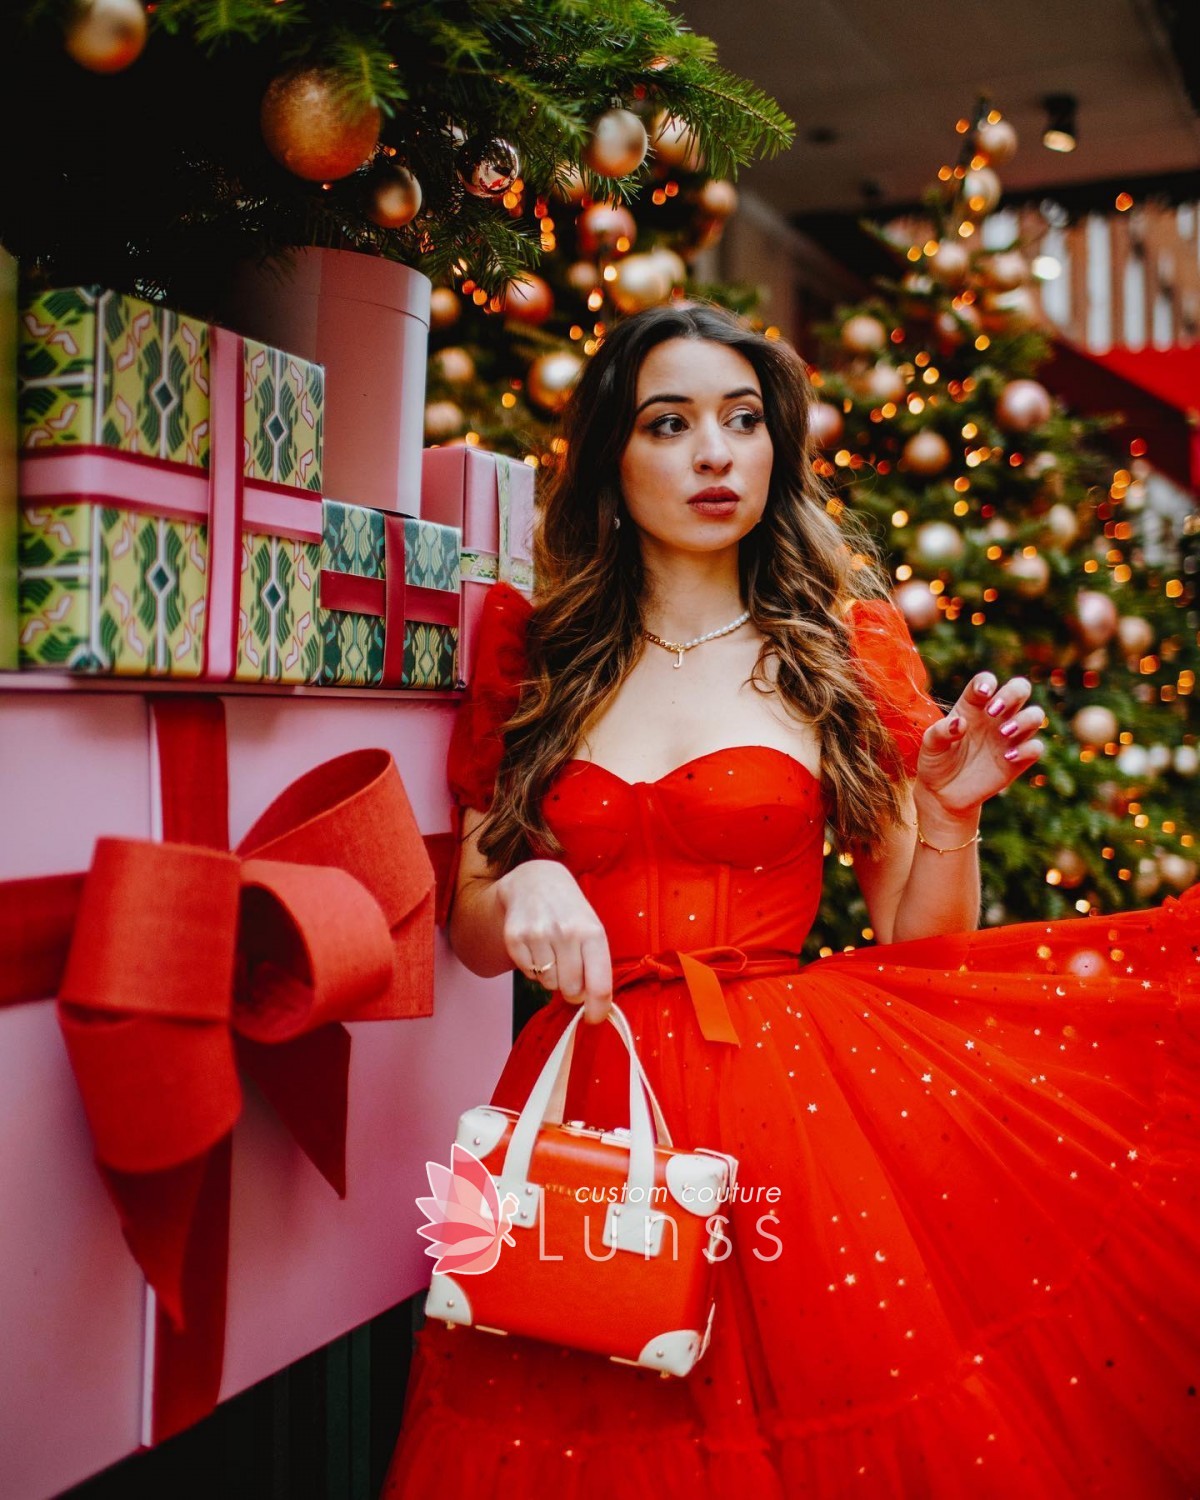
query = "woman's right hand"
xmin=494 ymin=859 xmax=614 ymax=1025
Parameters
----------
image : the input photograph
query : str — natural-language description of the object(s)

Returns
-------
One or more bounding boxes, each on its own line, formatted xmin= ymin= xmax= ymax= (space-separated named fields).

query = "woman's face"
xmin=617 ymin=336 xmax=773 ymax=557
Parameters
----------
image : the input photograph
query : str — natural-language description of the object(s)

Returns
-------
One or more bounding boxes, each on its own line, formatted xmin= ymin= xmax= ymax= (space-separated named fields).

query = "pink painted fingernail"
xmin=950 ymin=715 xmax=965 ymax=734
xmin=999 ymin=719 xmax=1018 ymax=737
xmin=977 ymin=675 xmax=996 ymax=697
xmin=987 ymin=697 xmax=1006 ymax=717
xmin=1003 ymin=746 xmax=1022 ymax=761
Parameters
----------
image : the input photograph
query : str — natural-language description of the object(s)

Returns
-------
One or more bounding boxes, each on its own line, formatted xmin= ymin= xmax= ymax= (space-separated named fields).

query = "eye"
xmin=728 ymin=407 xmax=765 ymax=433
xmin=648 ymin=413 xmax=687 ymax=436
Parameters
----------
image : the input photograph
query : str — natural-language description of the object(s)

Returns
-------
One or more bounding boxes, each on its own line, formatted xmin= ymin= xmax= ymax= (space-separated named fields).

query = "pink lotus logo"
xmin=415 ymin=1144 xmax=520 ymax=1276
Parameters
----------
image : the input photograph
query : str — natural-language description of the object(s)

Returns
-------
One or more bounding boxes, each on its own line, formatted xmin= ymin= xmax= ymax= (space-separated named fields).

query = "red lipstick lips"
xmin=687 ymin=486 xmax=739 ymax=516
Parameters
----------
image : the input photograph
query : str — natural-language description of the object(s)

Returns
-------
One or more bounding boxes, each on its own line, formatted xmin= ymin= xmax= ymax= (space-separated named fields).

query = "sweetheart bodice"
xmin=539 ymin=745 xmax=828 ymax=959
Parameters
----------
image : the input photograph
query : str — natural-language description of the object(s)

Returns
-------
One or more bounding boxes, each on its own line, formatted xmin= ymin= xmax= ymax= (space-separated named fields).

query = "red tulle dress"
xmin=384 ymin=583 xmax=1200 ymax=1499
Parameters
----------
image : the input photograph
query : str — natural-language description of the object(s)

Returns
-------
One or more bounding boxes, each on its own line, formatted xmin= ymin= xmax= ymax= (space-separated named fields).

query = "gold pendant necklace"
xmin=643 ymin=609 xmax=751 ymax=669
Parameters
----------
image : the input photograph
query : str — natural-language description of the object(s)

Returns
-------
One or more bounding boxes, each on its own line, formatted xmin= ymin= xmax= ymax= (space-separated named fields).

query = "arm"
xmin=449 ymin=807 xmax=615 ymax=1023
xmin=855 ymin=671 xmax=1045 ymax=945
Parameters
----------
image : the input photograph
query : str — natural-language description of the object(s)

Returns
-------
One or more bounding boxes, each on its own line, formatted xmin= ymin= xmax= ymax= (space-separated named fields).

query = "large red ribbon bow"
xmin=0 ymin=698 xmax=436 ymax=1443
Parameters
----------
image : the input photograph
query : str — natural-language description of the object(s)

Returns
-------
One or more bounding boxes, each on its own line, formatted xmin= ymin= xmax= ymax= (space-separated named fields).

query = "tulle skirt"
xmin=384 ymin=890 xmax=1200 ymax=1498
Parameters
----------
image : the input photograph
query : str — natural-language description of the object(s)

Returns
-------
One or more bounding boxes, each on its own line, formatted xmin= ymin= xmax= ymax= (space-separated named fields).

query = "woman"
xmin=385 ymin=304 xmax=1200 ymax=1498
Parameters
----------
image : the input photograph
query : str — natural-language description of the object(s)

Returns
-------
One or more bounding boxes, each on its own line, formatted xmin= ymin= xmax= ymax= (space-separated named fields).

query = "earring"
xmin=613 ymin=514 xmax=621 ymax=530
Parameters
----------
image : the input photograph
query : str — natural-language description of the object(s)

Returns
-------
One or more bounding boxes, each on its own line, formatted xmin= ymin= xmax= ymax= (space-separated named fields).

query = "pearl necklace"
xmin=643 ymin=610 xmax=752 ymax=669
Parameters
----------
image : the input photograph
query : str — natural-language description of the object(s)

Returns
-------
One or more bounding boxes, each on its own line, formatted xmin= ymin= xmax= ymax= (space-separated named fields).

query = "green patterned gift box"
xmin=319 ymin=500 xmax=459 ymax=688
xmin=16 ymin=285 xmax=324 ymax=682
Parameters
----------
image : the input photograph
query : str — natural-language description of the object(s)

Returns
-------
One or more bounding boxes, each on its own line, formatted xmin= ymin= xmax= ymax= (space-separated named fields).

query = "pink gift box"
xmin=0 ymin=687 xmax=512 ymax=1500
xmin=420 ymin=446 xmax=535 ymax=686
xmin=229 ymin=249 xmax=431 ymax=517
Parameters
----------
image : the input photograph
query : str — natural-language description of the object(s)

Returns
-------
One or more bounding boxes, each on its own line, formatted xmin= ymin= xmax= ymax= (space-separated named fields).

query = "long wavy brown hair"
xmin=477 ymin=301 xmax=914 ymax=870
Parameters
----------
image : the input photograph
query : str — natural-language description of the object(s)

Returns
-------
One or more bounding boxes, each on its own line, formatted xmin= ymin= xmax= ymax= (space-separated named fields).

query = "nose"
xmin=693 ymin=416 xmax=733 ymax=474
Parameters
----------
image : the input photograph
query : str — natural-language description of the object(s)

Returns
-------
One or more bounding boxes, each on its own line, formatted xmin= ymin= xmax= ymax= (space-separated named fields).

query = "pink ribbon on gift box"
xmin=18 ymin=327 xmax=322 ymax=681
xmin=319 ymin=512 xmax=460 ymax=688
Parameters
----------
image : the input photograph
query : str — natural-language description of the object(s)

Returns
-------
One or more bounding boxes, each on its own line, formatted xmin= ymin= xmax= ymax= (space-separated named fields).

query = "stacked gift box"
xmin=421 ymin=444 xmax=535 ymax=687
xmin=12 ymin=284 xmax=540 ymax=692
xmin=13 ymin=285 xmax=463 ymax=690
xmin=17 ymin=286 xmax=326 ymax=683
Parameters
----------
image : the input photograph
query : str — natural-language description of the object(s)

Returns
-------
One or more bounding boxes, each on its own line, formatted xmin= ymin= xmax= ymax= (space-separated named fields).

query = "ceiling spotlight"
xmin=1042 ymin=94 xmax=1077 ymax=153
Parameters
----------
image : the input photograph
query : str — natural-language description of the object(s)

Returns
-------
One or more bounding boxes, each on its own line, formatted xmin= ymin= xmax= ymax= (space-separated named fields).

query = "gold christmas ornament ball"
xmin=981 ymin=286 xmax=1041 ymax=332
xmin=648 ymin=246 xmax=688 ymax=288
xmin=806 ymin=402 xmax=845 ymax=450
xmin=432 ymin=347 xmax=476 ymax=386
xmin=926 ymin=241 xmax=971 ymax=287
xmin=980 ymin=249 xmax=1030 ymax=292
xmin=995 ymin=378 xmax=1053 ymax=432
xmin=1159 ymin=852 xmax=1199 ymax=892
xmin=553 ymin=164 xmax=588 ymax=204
xmin=1043 ymin=503 xmax=1079 ymax=546
xmin=962 ymin=165 xmax=1002 ymax=218
xmin=1116 ymin=743 xmax=1152 ymax=779
xmin=368 ymin=166 xmax=423 ymax=229
xmin=840 ymin=314 xmax=888 ymax=355
xmin=854 ymin=362 xmax=907 ymax=405
xmin=527 ymin=351 xmax=584 ymax=414
xmin=934 ymin=302 xmax=982 ymax=349
xmin=459 ymin=138 xmax=520 ymax=198
xmin=566 ymin=260 xmax=602 ymax=296
xmin=577 ymin=202 xmax=638 ymax=257
xmin=64 ymin=0 xmax=147 ymax=73
xmin=1174 ymin=744 xmax=1200 ymax=777
xmin=1053 ymin=847 xmax=1088 ymax=889
xmin=649 ymin=113 xmax=704 ymax=173
xmin=429 ymin=287 xmax=462 ymax=331
xmin=424 ymin=400 xmax=466 ymax=442
xmin=1116 ymin=614 xmax=1155 ymax=657
xmin=1027 ymin=450 xmax=1064 ymax=498
xmin=902 ymin=429 xmax=952 ymax=475
xmin=500 ymin=273 xmax=555 ymax=325
xmin=1004 ymin=550 xmax=1050 ymax=597
xmin=914 ymin=520 xmax=965 ymax=568
xmin=583 ymin=108 xmax=649 ymax=179
xmin=976 ymin=117 xmax=1019 ymax=166
xmin=1071 ymin=704 xmax=1118 ymax=747
xmin=1132 ymin=858 xmax=1161 ymax=901
xmin=697 ymin=179 xmax=739 ymax=219
xmin=261 ymin=68 xmax=382 ymax=182
xmin=1073 ymin=589 xmax=1119 ymax=650
xmin=893 ymin=580 xmax=940 ymax=632
xmin=609 ymin=253 xmax=673 ymax=314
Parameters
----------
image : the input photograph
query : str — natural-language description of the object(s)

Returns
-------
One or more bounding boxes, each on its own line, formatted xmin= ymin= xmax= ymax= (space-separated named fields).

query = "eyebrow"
xmin=634 ymin=386 xmax=762 ymax=416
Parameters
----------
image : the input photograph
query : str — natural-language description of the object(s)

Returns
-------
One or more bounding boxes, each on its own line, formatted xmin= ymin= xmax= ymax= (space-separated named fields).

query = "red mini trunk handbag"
xmin=424 ymin=1003 xmax=739 ymax=1376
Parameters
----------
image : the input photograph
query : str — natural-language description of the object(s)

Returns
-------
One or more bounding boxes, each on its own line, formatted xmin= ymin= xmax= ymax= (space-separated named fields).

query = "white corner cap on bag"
xmin=426 ymin=1273 xmax=473 ymax=1327
xmin=665 ymin=1152 xmax=733 ymax=1215
xmin=455 ymin=1105 xmax=511 ymax=1157
xmin=634 ymin=1328 xmax=704 ymax=1377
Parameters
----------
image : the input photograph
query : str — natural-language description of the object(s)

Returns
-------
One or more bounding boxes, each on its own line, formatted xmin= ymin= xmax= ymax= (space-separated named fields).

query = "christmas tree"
xmin=805 ymin=105 xmax=1200 ymax=956
xmin=0 ymin=0 xmax=791 ymax=311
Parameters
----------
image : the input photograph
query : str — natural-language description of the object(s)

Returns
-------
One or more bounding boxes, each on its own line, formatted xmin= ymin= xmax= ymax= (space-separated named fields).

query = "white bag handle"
xmin=497 ymin=1003 xmax=672 ymax=1210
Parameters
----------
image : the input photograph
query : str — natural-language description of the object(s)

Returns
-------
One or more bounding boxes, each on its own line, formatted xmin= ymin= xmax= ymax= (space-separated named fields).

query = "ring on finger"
xmin=529 ymin=959 xmax=556 ymax=977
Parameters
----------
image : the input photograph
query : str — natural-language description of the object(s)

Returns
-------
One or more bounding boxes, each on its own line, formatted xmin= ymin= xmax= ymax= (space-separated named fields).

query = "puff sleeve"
xmin=847 ymin=598 xmax=945 ymax=779
xmin=447 ymin=581 xmax=533 ymax=814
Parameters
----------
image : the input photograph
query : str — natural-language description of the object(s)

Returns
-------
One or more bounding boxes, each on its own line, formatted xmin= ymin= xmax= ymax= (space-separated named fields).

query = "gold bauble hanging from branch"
xmin=583 ymin=109 xmax=650 ymax=179
xmin=64 ymin=0 xmax=148 ymax=74
xmin=261 ymin=68 xmax=382 ymax=182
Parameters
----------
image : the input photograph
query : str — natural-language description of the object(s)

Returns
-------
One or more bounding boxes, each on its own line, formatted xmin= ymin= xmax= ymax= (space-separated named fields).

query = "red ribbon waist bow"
xmin=0 ymin=697 xmax=436 ymax=1443
xmin=612 ymin=946 xmax=801 ymax=1045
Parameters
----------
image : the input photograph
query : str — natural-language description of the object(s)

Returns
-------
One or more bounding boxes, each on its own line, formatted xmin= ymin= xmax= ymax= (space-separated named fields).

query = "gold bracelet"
xmin=914 ymin=821 xmax=981 ymax=855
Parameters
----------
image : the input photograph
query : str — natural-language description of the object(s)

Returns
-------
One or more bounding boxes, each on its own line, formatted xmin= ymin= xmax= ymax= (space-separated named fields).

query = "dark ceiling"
xmin=677 ymin=0 xmax=1200 ymax=222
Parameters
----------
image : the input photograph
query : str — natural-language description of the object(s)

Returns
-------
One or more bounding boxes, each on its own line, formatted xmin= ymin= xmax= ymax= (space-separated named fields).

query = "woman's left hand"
xmin=914 ymin=672 xmax=1046 ymax=818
